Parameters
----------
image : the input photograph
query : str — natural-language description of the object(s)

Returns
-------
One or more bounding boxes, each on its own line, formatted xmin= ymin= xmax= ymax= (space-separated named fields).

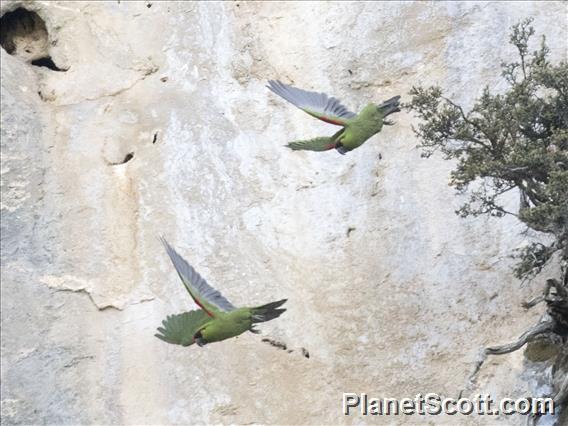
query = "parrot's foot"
xmin=383 ymin=119 xmax=395 ymax=126
xmin=335 ymin=143 xmax=348 ymax=155
xmin=195 ymin=331 xmax=207 ymax=347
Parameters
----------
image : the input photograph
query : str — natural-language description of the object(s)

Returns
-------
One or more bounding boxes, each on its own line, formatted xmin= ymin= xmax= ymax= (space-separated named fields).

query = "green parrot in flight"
xmin=156 ymin=238 xmax=287 ymax=347
xmin=267 ymin=80 xmax=401 ymax=155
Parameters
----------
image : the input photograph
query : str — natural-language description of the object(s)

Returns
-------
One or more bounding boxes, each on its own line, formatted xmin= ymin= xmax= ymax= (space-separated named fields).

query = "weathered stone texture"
xmin=1 ymin=1 xmax=566 ymax=424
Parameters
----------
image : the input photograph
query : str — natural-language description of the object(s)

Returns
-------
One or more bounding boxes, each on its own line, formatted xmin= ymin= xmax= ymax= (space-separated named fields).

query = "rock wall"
xmin=1 ymin=1 xmax=566 ymax=424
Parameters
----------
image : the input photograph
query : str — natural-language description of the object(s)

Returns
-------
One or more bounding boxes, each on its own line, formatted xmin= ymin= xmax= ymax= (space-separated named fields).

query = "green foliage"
xmin=407 ymin=18 xmax=568 ymax=279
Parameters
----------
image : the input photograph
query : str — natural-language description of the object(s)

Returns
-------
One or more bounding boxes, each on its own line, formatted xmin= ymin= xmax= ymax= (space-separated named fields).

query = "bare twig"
xmin=467 ymin=320 xmax=555 ymax=387
xmin=523 ymin=280 xmax=555 ymax=309
xmin=440 ymin=96 xmax=494 ymax=151
xmin=486 ymin=321 xmax=554 ymax=355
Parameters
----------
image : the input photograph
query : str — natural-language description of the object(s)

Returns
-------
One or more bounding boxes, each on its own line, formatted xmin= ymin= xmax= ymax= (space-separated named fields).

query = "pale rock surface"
xmin=1 ymin=1 xmax=567 ymax=424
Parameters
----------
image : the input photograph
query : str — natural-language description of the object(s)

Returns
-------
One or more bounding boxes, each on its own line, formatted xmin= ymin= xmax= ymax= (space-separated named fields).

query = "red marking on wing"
xmin=319 ymin=116 xmax=345 ymax=125
xmin=304 ymin=109 xmax=346 ymax=126
xmin=326 ymin=143 xmax=337 ymax=150
xmin=191 ymin=296 xmax=214 ymax=317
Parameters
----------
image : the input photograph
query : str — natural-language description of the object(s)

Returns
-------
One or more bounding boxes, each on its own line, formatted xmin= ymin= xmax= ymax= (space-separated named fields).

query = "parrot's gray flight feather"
xmin=267 ymin=80 xmax=356 ymax=124
xmin=160 ymin=237 xmax=236 ymax=312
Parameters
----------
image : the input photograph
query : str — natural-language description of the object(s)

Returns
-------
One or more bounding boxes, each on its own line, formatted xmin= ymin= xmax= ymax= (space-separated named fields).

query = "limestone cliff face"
xmin=1 ymin=1 xmax=566 ymax=424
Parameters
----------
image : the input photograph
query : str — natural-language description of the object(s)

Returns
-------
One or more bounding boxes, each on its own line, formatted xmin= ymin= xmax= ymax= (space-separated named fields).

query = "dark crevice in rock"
xmin=152 ymin=132 xmax=158 ymax=144
xmin=109 ymin=152 xmax=135 ymax=166
xmin=261 ymin=338 xmax=311 ymax=359
xmin=31 ymin=56 xmax=67 ymax=72
xmin=262 ymin=338 xmax=287 ymax=351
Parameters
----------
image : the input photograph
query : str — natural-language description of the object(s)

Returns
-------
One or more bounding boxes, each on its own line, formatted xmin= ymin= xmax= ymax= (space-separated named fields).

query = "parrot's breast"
xmin=200 ymin=310 xmax=252 ymax=343
xmin=343 ymin=117 xmax=383 ymax=150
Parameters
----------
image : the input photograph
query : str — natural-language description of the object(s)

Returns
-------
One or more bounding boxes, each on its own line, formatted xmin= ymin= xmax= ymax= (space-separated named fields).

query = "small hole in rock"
xmin=152 ymin=132 xmax=158 ymax=144
xmin=110 ymin=152 xmax=134 ymax=166
xmin=1 ymin=8 xmax=66 ymax=72
xmin=122 ymin=152 xmax=134 ymax=164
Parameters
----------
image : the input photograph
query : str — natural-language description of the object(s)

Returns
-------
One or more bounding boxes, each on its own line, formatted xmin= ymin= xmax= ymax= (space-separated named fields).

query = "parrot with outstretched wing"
xmin=267 ymin=80 xmax=400 ymax=155
xmin=156 ymin=238 xmax=287 ymax=347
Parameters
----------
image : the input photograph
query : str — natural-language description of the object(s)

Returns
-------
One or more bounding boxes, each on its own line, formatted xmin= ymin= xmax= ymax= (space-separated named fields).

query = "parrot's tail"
xmin=251 ymin=299 xmax=287 ymax=323
xmin=286 ymin=137 xmax=336 ymax=152
xmin=378 ymin=95 xmax=401 ymax=118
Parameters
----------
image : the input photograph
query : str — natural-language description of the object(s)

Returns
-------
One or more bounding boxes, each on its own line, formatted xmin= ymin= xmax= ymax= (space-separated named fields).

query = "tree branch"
xmin=441 ymin=96 xmax=494 ymax=150
xmin=467 ymin=320 xmax=555 ymax=386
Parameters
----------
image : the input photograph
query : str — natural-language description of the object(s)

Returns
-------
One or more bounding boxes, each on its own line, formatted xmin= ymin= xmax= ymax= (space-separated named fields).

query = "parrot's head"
xmin=359 ymin=103 xmax=382 ymax=121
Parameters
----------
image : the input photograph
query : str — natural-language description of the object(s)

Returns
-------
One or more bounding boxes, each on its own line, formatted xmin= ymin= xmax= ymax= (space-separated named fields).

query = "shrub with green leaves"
xmin=407 ymin=18 xmax=567 ymax=423
xmin=409 ymin=18 xmax=567 ymax=280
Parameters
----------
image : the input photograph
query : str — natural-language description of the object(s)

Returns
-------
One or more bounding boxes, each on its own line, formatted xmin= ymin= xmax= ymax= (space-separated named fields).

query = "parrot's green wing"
xmin=267 ymin=80 xmax=356 ymax=126
xmin=155 ymin=310 xmax=211 ymax=346
xmin=286 ymin=136 xmax=337 ymax=151
xmin=161 ymin=237 xmax=236 ymax=317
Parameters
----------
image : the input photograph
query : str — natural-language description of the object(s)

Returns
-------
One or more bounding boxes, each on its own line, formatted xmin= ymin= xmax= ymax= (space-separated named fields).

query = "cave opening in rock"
xmin=0 ymin=7 xmax=67 ymax=72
